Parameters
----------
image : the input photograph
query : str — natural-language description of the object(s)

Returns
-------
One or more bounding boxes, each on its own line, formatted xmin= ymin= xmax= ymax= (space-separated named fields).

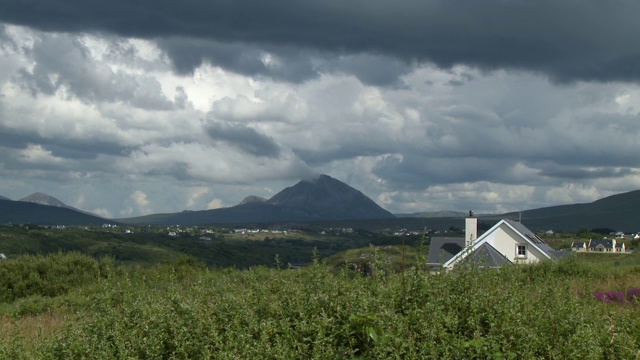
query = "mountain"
xmin=0 ymin=198 xmax=115 ymax=226
xmin=267 ymin=175 xmax=394 ymax=220
xmin=0 ymin=195 xmax=10 ymax=201
xmin=120 ymin=174 xmax=395 ymax=225
xmin=20 ymin=192 xmax=69 ymax=208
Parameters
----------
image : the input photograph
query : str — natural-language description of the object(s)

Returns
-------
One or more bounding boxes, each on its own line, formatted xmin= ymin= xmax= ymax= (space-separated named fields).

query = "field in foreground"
xmin=2 ymin=252 xmax=640 ymax=359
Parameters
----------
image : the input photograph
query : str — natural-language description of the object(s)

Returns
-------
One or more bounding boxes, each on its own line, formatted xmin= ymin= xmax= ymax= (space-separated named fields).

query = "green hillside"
xmin=0 ymin=225 xmax=426 ymax=268
xmin=0 ymin=200 xmax=112 ymax=226
xmin=496 ymin=190 xmax=640 ymax=232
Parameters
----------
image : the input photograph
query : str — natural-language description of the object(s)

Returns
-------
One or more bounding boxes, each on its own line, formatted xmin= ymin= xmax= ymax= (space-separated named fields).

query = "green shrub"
xmin=0 ymin=253 xmax=111 ymax=303
xmin=1 ymin=254 xmax=640 ymax=358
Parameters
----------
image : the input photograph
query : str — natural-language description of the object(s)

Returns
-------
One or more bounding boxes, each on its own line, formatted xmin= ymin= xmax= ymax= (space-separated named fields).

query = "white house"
xmin=440 ymin=213 xmax=567 ymax=270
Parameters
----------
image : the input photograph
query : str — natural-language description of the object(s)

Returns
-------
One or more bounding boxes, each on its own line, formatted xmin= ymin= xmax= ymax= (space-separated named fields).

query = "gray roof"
xmin=427 ymin=237 xmax=464 ymax=266
xmin=571 ymin=242 xmax=586 ymax=248
xmin=504 ymin=219 xmax=561 ymax=259
xmin=465 ymin=243 xmax=512 ymax=268
xmin=589 ymin=239 xmax=614 ymax=249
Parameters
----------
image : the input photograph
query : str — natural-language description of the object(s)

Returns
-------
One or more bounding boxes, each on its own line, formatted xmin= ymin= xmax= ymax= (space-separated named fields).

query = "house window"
xmin=517 ymin=245 xmax=527 ymax=258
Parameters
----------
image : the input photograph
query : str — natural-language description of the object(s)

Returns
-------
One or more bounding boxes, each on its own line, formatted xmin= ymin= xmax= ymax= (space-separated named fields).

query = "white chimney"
xmin=465 ymin=210 xmax=477 ymax=247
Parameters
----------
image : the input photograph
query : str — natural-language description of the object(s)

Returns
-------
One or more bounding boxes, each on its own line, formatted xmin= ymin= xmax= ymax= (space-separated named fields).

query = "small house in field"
xmin=589 ymin=239 xmax=614 ymax=252
xmin=571 ymin=242 xmax=587 ymax=252
xmin=586 ymin=239 xmax=626 ymax=253
xmin=0 ymin=253 xmax=6 ymax=260
xmin=432 ymin=212 xmax=569 ymax=270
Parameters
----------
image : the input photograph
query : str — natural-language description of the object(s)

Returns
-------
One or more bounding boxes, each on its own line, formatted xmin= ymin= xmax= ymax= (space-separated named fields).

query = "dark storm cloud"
xmin=293 ymin=141 xmax=396 ymax=166
xmin=205 ymin=121 xmax=281 ymax=158
xmin=324 ymin=54 xmax=413 ymax=87
xmin=445 ymin=80 xmax=465 ymax=87
xmin=156 ymin=38 xmax=320 ymax=83
xmin=1 ymin=0 xmax=639 ymax=83
xmin=0 ymin=127 xmax=130 ymax=159
xmin=539 ymin=166 xmax=633 ymax=180
xmin=146 ymin=163 xmax=192 ymax=181
xmin=372 ymin=154 xmax=525 ymax=189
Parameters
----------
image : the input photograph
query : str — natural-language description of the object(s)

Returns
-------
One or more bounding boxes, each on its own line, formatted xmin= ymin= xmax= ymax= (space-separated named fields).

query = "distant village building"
xmin=572 ymin=239 xmax=627 ymax=253
xmin=571 ymin=242 xmax=587 ymax=252
xmin=0 ymin=253 xmax=6 ymax=260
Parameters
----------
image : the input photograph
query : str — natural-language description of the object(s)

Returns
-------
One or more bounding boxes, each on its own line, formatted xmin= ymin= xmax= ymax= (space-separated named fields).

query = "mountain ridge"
xmin=118 ymin=174 xmax=395 ymax=225
xmin=4 ymin=179 xmax=640 ymax=231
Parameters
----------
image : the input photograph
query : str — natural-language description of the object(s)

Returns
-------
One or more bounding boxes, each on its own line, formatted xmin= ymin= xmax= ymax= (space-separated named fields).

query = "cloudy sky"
xmin=1 ymin=0 xmax=640 ymax=218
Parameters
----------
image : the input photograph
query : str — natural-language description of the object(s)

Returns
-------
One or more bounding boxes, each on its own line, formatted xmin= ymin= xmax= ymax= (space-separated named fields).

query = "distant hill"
xmin=0 ymin=199 xmax=114 ymax=226
xmin=396 ymin=210 xmax=468 ymax=218
xmin=18 ymin=192 xmax=103 ymax=218
xmin=0 ymin=195 xmax=10 ymax=201
xmin=486 ymin=190 xmax=640 ymax=233
xmin=120 ymin=174 xmax=395 ymax=225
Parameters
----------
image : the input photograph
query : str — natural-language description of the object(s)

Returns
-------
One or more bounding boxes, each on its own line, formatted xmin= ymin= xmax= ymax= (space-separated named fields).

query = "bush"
xmin=0 ymin=253 xmax=111 ymax=303
xmin=2 ymin=254 xmax=640 ymax=358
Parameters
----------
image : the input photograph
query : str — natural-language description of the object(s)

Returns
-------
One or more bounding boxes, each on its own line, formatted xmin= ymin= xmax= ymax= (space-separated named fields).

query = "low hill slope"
xmin=494 ymin=190 xmax=640 ymax=232
xmin=0 ymin=199 xmax=112 ymax=226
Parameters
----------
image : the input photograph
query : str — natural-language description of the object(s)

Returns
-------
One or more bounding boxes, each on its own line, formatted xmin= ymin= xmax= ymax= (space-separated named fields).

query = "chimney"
xmin=465 ymin=210 xmax=477 ymax=247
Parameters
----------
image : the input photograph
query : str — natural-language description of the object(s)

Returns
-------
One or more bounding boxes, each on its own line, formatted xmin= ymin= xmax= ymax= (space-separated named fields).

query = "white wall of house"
xmin=475 ymin=223 xmax=548 ymax=264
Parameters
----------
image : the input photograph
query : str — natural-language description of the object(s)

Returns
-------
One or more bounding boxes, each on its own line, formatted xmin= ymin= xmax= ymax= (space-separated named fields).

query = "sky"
xmin=1 ymin=0 xmax=640 ymax=218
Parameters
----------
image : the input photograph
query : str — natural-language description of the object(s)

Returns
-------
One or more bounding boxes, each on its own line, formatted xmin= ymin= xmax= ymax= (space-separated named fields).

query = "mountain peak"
xmin=19 ymin=192 xmax=68 ymax=208
xmin=266 ymin=174 xmax=394 ymax=220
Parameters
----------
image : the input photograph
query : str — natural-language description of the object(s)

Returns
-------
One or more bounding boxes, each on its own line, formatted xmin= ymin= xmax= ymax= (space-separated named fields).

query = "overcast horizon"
xmin=1 ymin=1 xmax=640 ymax=217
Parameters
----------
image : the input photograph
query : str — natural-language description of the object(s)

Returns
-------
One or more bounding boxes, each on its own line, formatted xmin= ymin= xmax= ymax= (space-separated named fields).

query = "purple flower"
xmin=593 ymin=288 xmax=640 ymax=304
xmin=625 ymin=288 xmax=640 ymax=302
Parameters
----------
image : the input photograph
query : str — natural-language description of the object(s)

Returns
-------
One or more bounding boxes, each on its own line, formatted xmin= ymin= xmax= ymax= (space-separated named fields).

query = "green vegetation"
xmin=2 ymin=252 xmax=640 ymax=358
xmin=0 ymin=225 xmax=426 ymax=268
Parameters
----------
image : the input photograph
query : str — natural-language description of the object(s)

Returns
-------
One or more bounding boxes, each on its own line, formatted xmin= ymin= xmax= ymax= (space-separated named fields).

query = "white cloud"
xmin=186 ymin=187 xmax=210 ymax=209
xmin=129 ymin=190 xmax=151 ymax=214
xmin=92 ymin=208 xmax=113 ymax=218
xmin=18 ymin=144 xmax=65 ymax=165
xmin=206 ymin=198 xmax=224 ymax=209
